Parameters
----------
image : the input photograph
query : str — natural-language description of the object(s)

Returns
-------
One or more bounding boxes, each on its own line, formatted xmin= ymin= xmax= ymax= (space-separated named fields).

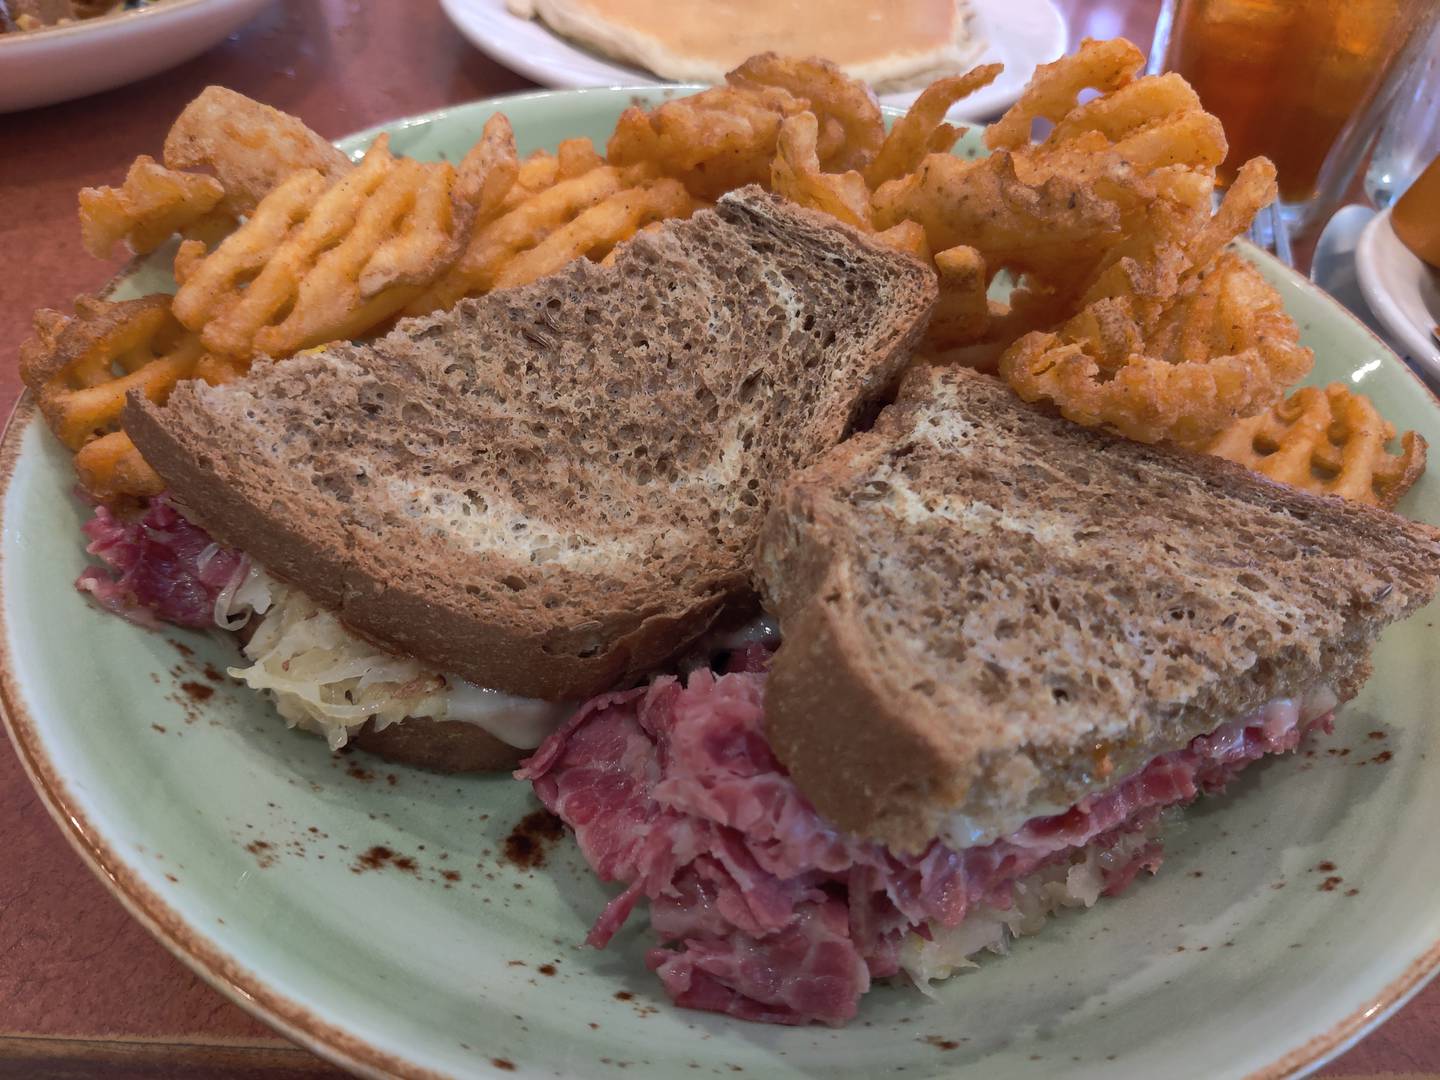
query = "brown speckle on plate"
xmin=503 ymin=809 xmax=566 ymax=870
xmin=346 ymin=845 xmax=420 ymax=874
xmin=179 ymin=680 xmax=213 ymax=702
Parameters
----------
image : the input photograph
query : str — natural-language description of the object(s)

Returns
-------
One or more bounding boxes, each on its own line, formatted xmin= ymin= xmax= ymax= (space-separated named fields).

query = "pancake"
xmin=506 ymin=0 xmax=986 ymax=92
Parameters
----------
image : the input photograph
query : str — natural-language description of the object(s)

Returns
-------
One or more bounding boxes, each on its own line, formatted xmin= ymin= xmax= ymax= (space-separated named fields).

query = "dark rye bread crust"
xmin=757 ymin=365 xmax=1440 ymax=854
xmin=350 ymin=717 xmax=525 ymax=772
xmin=126 ymin=188 xmax=936 ymax=702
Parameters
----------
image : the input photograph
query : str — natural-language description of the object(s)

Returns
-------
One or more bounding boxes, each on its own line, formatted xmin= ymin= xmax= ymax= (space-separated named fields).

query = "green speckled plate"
xmin=4 ymin=89 xmax=1440 ymax=1080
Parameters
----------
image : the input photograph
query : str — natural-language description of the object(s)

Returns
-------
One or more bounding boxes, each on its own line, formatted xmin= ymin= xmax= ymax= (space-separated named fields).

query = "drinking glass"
xmin=1365 ymin=16 xmax=1440 ymax=208
xmin=1160 ymin=0 xmax=1440 ymax=234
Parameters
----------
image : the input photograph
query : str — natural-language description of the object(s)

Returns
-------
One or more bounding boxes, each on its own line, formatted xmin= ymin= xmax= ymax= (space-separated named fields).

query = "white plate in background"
xmin=0 ymin=0 xmax=273 ymax=113
xmin=438 ymin=0 xmax=1067 ymax=120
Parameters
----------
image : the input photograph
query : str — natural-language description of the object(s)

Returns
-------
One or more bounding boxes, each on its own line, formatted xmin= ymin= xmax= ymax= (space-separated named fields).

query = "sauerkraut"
xmin=218 ymin=569 xmax=449 ymax=750
xmin=215 ymin=566 xmax=574 ymax=749
xmin=899 ymin=817 xmax=1169 ymax=990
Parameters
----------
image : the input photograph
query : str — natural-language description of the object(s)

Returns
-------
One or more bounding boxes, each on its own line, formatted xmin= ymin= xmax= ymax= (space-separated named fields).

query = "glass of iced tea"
xmin=1163 ymin=0 xmax=1440 ymax=233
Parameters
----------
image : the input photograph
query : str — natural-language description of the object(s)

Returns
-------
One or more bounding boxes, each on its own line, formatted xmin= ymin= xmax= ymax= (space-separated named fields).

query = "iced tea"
xmin=1165 ymin=0 xmax=1426 ymax=203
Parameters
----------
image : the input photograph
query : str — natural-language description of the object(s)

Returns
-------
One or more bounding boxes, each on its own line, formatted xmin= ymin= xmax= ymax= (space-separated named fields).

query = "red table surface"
xmin=1 ymin=2 xmax=1436 ymax=1077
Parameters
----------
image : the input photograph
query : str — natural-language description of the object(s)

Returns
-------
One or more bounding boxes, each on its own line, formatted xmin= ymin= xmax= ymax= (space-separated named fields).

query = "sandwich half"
xmin=519 ymin=364 xmax=1440 ymax=1025
xmin=95 ymin=188 xmax=935 ymax=770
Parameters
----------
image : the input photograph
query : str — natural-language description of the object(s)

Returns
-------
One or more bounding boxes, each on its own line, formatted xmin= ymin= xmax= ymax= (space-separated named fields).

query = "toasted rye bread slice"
xmin=126 ymin=188 xmax=936 ymax=701
xmin=757 ymin=365 xmax=1440 ymax=854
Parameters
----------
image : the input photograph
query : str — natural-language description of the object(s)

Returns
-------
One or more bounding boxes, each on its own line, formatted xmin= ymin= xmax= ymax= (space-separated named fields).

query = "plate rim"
xmin=3 ymin=89 xmax=1440 ymax=1080
xmin=1356 ymin=207 xmax=1440 ymax=379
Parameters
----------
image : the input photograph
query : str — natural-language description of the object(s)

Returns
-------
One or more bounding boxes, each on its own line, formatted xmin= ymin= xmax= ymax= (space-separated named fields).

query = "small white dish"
xmin=1357 ymin=207 xmax=1440 ymax=381
xmin=438 ymin=0 xmax=1067 ymax=120
xmin=0 ymin=0 xmax=273 ymax=114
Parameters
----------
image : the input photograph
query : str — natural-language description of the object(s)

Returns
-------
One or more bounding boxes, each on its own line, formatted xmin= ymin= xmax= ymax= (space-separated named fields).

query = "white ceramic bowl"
xmin=0 ymin=0 xmax=273 ymax=113
xmin=1356 ymin=207 xmax=1440 ymax=382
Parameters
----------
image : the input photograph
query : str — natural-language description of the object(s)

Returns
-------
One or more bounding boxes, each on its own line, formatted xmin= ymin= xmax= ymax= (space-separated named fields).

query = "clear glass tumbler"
xmin=1365 ymin=17 xmax=1440 ymax=208
xmin=1161 ymin=0 xmax=1440 ymax=235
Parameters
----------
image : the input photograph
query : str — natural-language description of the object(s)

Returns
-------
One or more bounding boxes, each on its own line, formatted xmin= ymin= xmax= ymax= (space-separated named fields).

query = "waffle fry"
xmin=1195 ymin=383 xmax=1428 ymax=508
xmin=78 ymin=155 xmax=226 ymax=259
xmin=864 ymin=64 xmax=1001 ymax=187
xmin=515 ymin=148 xmax=561 ymax=194
xmin=410 ymin=164 xmax=638 ymax=312
xmin=490 ymin=179 xmax=693 ymax=289
xmin=925 ymin=245 xmax=989 ymax=349
xmin=173 ymin=135 xmax=471 ymax=358
xmin=163 ymin=86 xmax=353 ymax=216
xmin=771 ymin=113 xmax=873 ymax=229
xmin=727 ymin=53 xmax=885 ymax=173
xmin=874 ymin=220 xmax=932 ymax=262
xmin=74 ymin=432 xmax=165 ymax=500
xmin=19 ymin=295 xmax=203 ymax=451
xmin=608 ymin=82 xmax=808 ymax=200
xmin=557 ymin=137 xmax=604 ymax=180
xmin=454 ymin=113 xmax=521 ymax=225
xmin=30 ymin=46 xmax=1352 ymax=514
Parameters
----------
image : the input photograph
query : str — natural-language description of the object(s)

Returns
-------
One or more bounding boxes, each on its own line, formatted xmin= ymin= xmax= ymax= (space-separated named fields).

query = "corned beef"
xmin=519 ymin=668 xmax=1326 ymax=1026
xmin=75 ymin=495 xmax=245 ymax=629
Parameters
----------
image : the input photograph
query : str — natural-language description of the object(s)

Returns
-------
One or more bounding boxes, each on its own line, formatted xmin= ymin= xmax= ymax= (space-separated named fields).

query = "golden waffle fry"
xmin=557 ymin=136 xmax=605 ymax=179
xmin=728 ymin=53 xmax=885 ymax=173
xmin=1002 ymin=251 xmax=1312 ymax=444
xmin=864 ymin=64 xmax=1002 ymax=187
xmin=163 ymin=86 xmax=353 ymax=216
xmin=410 ymin=164 xmax=634 ymax=312
xmin=925 ymin=245 xmax=989 ymax=349
xmin=986 ymin=37 xmax=1147 ymax=152
xmin=454 ymin=113 xmax=521 ymax=224
xmin=78 ymin=155 xmax=226 ymax=259
xmin=771 ymin=113 xmax=873 ymax=230
xmin=874 ymin=220 xmax=931 ymax=263
xmin=607 ymin=82 xmax=809 ymax=200
xmin=516 ymin=149 xmax=561 ymax=193
xmin=173 ymin=135 xmax=471 ymax=358
xmin=20 ymin=295 xmax=203 ymax=450
xmin=1195 ymin=383 xmax=1428 ymax=508
xmin=172 ymin=238 xmax=208 ymax=286
xmin=193 ymin=352 xmax=251 ymax=385
xmin=491 ymin=179 xmax=693 ymax=289
xmin=74 ymin=431 xmax=165 ymax=500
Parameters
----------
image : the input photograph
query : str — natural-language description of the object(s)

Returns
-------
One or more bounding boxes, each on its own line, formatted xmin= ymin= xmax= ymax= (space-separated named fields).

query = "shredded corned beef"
xmin=75 ymin=495 xmax=245 ymax=629
xmin=519 ymin=668 xmax=1327 ymax=1026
